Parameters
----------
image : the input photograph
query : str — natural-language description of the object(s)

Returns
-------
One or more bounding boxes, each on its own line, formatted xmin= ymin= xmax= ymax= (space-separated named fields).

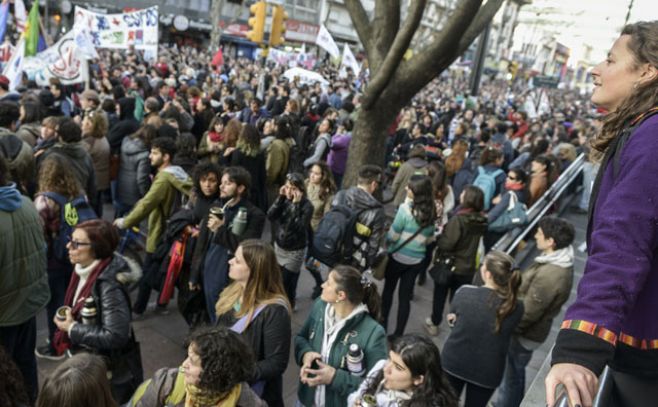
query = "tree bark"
xmin=210 ymin=0 xmax=224 ymax=53
xmin=343 ymin=0 xmax=506 ymax=186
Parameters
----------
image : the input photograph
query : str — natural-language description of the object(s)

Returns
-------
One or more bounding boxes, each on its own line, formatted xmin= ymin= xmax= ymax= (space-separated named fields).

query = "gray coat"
xmin=117 ymin=136 xmax=151 ymax=207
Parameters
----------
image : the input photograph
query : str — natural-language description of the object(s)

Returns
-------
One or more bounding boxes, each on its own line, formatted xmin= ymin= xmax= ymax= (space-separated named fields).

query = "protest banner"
xmin=73 ymin=5 xmax=158 ymax=58
xmin=22 ymin=29 xmax=97 ymax=86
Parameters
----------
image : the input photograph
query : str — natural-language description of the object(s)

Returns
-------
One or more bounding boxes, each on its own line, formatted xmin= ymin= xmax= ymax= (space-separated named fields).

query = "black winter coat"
xmin=68 ymin=254 xmax=142 ymax=397
xmin=216 ymin=303 xmax=291 ymax=407
xmin=267 ymin=195 xmax=313 ymax=251
xmin=436 ymin=208 xmax=488 ymax=276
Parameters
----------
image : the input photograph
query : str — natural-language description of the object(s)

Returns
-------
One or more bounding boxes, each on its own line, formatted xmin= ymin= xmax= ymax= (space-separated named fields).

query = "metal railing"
xmin=550 ymin=365 xmax=613 ymax=407
xmin=493 ymin=153 xmax=586 ymax=256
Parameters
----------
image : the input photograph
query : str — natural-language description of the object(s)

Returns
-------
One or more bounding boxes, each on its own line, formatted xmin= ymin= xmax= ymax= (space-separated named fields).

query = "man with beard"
xmin=189 ymin=166 xmax=266 ymax=322
xmin=114 ymin=137 xmax=193 ymax=315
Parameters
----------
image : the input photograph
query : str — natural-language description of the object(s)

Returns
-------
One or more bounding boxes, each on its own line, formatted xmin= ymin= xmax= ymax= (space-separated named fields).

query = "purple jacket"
xmin=327 ymin=133 xmax=351 ymax=175
xmin=552 ymin=114 xmax=658 ymax=375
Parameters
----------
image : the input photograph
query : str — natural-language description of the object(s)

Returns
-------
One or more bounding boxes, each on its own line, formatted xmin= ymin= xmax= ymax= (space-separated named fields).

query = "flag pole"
xmin=37 ymin=14 xmax=51 ymax=47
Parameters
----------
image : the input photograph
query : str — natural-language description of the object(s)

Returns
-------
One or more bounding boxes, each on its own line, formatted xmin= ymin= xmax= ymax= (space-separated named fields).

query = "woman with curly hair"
xmin=128 ymin=326 xmax=265 ymax=407
xmin=347 ymin=334 xmax=458 ymax=407
xmin=215 ymin=239 xmax=291 ymax=407
xmin=33 ymin=155 xmax=83 ymax=360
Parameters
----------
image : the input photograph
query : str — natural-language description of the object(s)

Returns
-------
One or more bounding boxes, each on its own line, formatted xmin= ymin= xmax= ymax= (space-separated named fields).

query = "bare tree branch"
xmin=392 ymin=0 xmax=489 ymax=98
xmin=362 ymin=0 xmax=427 ymax=110
xmin=457 ymin=0 xmax=505 ymax=55
xmin=371 ymin=0 xmax=401 ymax=70
xmin=344 ymin=0 xmax=377 ymax=63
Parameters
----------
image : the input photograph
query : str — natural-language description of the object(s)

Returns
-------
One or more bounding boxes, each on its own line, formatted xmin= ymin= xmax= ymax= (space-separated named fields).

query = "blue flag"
xmin=0 ymin=0 xmax=9 ymax=44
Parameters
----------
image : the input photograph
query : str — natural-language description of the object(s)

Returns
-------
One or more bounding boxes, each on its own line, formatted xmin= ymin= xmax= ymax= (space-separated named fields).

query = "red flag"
xmin=211 ymin=49 xmax=224 ymax=67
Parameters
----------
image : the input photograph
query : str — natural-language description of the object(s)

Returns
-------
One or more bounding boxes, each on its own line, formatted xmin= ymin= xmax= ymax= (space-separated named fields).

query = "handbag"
xmin=488 ymin=192 xmax=528 ymax=233
xmin=428 ymin=252 xmax=456 ymax=285
xmin=371 ymin=227 xmax=424 ymax=280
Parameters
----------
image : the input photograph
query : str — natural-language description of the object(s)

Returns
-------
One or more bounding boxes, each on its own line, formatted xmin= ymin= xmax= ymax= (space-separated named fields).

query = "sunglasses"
xmin=68 ymin=239 xmax=92 ymax=249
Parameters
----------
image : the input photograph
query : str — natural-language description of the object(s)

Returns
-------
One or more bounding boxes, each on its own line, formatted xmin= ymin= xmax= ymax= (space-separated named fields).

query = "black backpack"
xmin=40 ymin=192 xmax=98 ymax=261
xmin=310 ymin=204 xmax=365 ymax=267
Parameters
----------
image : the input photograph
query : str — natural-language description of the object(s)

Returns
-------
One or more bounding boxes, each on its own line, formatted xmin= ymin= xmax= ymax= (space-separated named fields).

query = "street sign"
xmin=532 ymin=75 xmax=559 ymax=89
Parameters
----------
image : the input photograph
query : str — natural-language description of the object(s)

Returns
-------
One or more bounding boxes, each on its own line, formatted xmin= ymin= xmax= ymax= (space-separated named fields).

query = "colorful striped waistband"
xmin=561 ymin=319 xmax=658 ymax=350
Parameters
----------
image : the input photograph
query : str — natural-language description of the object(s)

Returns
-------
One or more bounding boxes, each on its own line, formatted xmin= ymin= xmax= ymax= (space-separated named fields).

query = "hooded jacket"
xmin=108 ymin=97 xmax=140 ymax=153
xmin=516 ymin=246 xmax=574 ymax=344
xmin=0 ymin=132 xmax=35 ymax=193
xmin=124 ymin=165 xmax=193 ymax=253
xmin=435 ymin=208 xmax=488 ymax=276
xmin=0 ymin=184 xmax=49 ymax=326
xmin=41 ymin=141 xmax=97 ymax=207
xmin=16 ymin=122 xmax=40 ymax=147
xmin=390 ymin=157 xmax=428 ymax=206
xmin=118 ymin=136 xmax=151 ymax=207
xmin=333 ymin=187 xmax=386 ymax=270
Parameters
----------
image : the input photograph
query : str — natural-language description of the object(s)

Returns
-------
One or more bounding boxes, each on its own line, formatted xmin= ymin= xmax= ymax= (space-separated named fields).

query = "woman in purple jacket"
xmin=327 ymin=118 xmax=353 ymax=188
xmin=546 ymin=21 xmax=658 ymax=407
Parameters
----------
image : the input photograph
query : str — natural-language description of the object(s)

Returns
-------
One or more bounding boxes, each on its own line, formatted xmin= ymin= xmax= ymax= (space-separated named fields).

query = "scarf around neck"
xmin=184 ymin=382 xmax=241 ymax=407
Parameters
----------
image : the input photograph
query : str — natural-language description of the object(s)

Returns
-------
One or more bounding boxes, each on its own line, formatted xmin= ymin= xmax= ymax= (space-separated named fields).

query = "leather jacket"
xmin=267 ymin=195 xmax=313 ymax=251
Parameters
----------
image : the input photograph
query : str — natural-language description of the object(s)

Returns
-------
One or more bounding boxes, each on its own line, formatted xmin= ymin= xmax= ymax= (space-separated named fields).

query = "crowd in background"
xmin=0 ymin=41 xmax=597 ymax=407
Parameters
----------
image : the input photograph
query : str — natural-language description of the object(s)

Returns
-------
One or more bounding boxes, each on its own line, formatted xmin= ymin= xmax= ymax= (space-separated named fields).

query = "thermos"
xmin=232 ymin=207 xmax=248 ymax=236
xmin=81 ymin=297 xmax=97 ymax=325
xmin=346 ymin=343 xmax=365 ymax=376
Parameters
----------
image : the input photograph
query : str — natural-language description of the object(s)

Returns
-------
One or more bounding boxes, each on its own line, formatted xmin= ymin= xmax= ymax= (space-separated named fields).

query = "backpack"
xmin=310 ymin=204 xmax=365 ymax=267
xmin=488 ymin=192 xmax=528 ymax=233
xmin=473 ymin=166 xmax=504 ymax=210
xmin=41 ymin=192 xmax=98 ymax=261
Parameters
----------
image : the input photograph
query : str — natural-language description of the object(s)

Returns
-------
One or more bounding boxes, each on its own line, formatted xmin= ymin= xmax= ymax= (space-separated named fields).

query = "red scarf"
xmin=208 ymin=131 xmax=223 ymax=143
xmin=52 ymin=258 xmax=112 ymax=355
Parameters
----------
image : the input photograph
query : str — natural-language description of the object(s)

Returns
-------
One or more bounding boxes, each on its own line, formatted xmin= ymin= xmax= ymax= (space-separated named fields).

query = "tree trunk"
xmin=343 ymin=94 xmax=402 ymax=186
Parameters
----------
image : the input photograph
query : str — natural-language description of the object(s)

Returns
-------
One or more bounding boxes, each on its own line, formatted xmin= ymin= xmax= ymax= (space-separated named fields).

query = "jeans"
xmin=282 ymin=267 xmax=301 ymax=308
xmin=45 ymin=261 xmax=73 ymax=343
xmin=134 ymin=253 xmax=160 ymax=314
xmin=578 ymin=161 xmax=599 ymax=210
xmin=446 ymin=372 xmax=495 ymax=407
xmin=494 ymin=336 xmax=534 ymax=407
xmin=381 ymin=256 xmax=424 ymax=336
xmin=0 ymin=317 xmax=38 ymax=403
xmin=430 ymin=272 xmax=473 ymax=326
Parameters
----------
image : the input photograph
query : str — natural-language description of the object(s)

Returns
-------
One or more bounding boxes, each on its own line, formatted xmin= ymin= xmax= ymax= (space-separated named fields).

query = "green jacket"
xmin=295 ymin=299 xmax=387 ymax=407
xmin=124 ymin=166 xmax=193 ymax=253
xmin=516 ymin=260 xmax=573 ymax=343
xmin=0 ymin=191 xmax=49 ymax=326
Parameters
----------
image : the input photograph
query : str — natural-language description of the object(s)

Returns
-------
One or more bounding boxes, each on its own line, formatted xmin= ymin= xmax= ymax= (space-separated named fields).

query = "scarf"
xmin=52 ymin=257 xmax=112 ymax=355
xmin=184 ymin=383 xmax=241 ymax=407
xmin=505 ymin=181 xmax=524 ymax=191
xmin=73 ymin=260 xmax=100 ymax=305
xmin=208 ymin=131 xmax=223 ymax=143
xmin=535 ymin=246 xmax=574 ymax=269
xmin=315 ymin=303 xmax=368 ymax=407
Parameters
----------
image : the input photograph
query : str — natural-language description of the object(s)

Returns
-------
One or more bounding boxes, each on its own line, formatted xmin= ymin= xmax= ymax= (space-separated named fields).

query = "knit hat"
xmin=80 ymin=89 xmax=100 ymax=103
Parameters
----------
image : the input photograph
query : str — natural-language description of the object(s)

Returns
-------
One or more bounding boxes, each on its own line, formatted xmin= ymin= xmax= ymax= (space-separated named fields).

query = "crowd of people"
xmin=0 ymin=31 xmax=605 ymax=407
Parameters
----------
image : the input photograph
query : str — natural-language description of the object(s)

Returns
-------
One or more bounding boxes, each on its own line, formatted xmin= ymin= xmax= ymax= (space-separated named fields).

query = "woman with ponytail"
xmin=440 ymin=251 xmax=523 ymax=407
xmin=547 ymin=21 xmax=658 ymax=407
xmin=295 ymin=265 xmax=387 ymax=407
xmin=381 ymin=175 xmax=436 ymax=339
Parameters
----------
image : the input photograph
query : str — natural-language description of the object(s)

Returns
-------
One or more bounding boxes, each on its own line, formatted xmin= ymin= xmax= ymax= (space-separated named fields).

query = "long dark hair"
xmin=592 ymin=22 xmax=658 ymax=160
xmin=407 ymin=175 xmax=436 ymax=228
xmin=428 ymin=161 xmax=449 ymax=201
xmin=332 ymin=265 xmax=381 ymax=320
xmin=309 ymin=161 xmax=336 ymax=201
xmin=362 ymin=334 xmax=458 ymax=407
xmin=484 ymin=251 xmax=522 ymax=334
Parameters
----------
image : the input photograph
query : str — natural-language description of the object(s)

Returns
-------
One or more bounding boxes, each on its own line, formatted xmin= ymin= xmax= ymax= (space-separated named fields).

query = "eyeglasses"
xmin=68 ymin=240 xmax=92 ymax=249
xmin=507 ymin=175 xmax=518 ymax=181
